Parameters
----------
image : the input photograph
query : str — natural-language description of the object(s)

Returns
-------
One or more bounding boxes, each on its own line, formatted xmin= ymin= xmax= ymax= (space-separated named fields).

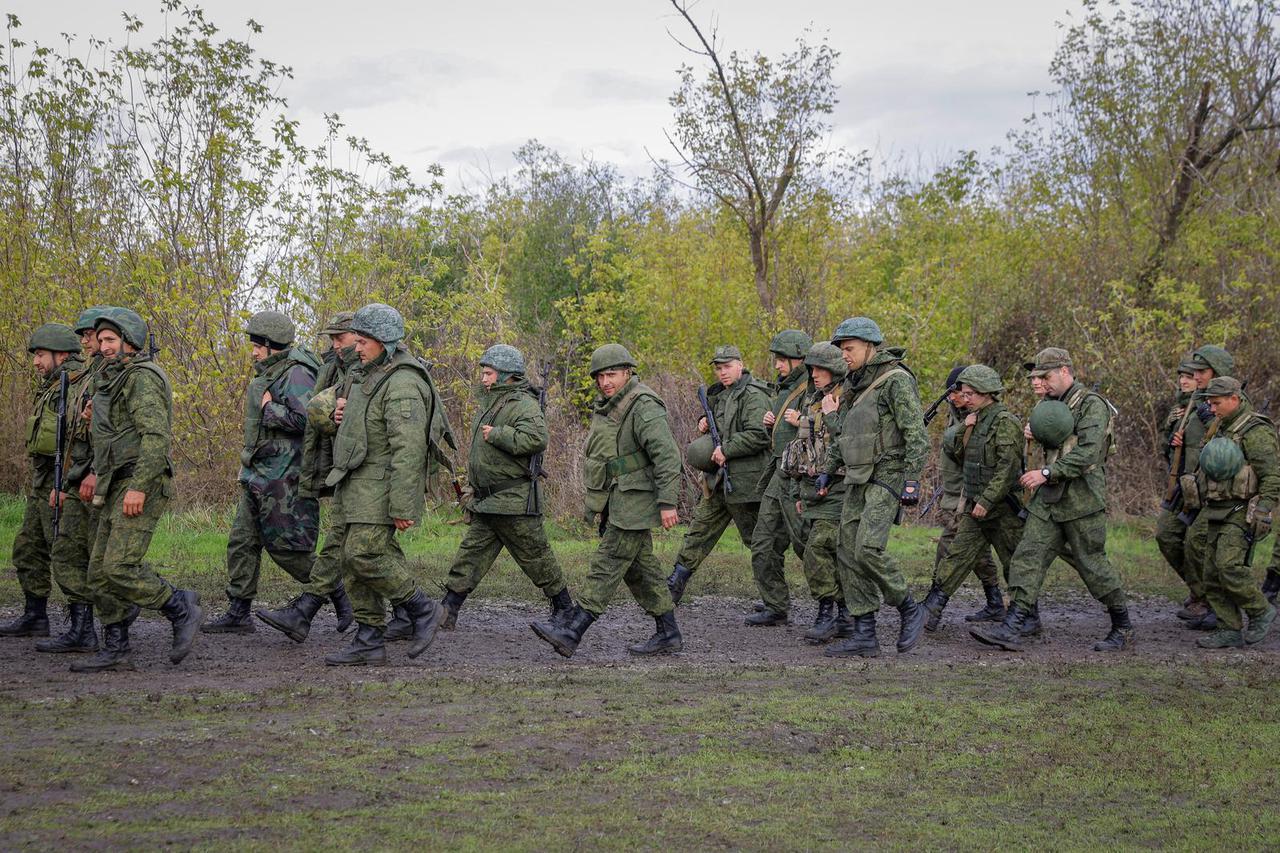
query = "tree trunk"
xmin=749 ymin=227 xmax=774 ymax=317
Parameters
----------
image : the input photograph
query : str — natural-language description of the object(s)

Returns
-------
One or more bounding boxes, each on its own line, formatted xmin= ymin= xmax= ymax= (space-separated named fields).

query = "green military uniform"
xmin=48 ymin=351 xmax=103 ymax=607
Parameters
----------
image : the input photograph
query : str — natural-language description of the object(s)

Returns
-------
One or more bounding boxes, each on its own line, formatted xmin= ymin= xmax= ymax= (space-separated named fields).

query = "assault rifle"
xmin=526 ymin=360 xmax=551 ymax=515
xmin=922 ymin=382 xmax=958 ymax=426
xmin=52 ymin=369 xmax=69 ymax=538
xmin=697 ymin=384 xmax=732 ymax=494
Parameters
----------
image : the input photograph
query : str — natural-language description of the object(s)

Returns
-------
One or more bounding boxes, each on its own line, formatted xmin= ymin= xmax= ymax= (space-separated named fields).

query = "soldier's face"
xmin=838 ymin=340 xmax=873 ymax=371
xmin=1208 ymin=394 xmax=1240 ymax=419
xmin=251 ymin=343 xmax=271 ymax=362
xmin=1029 ymin=375 xmax=1048 ymax=397
xmin=714 ymin=359 xmax=743 ymax=387
xmin=811 ymin=367 xmax=834 ymax=389
xmin=948 ymin=388 xmax=966 ymax=408
xmin=80 ymin=329 xmax=99 ymax=356
xmin=31 ymin=348 xmax=56 ymax=377
xmin=595 ymin=368 xmax=630 ymax=398
xmin=1043 ymin=367 xmax=1073 ymax=397
xmin=331 ymin=331 xmax=356 ymax=350
xmin=961 ymin=387 xmax=993 ymax=410
xmin=354 ymin=335 xmax=385 ymax=363
xmin=1193 ymin=367 xmax=1214 ymax=389
xmin=480 ymin=366 xmax=499 ymax=389
xmin=97 ymin=329 xmax=123 ymax=360
xmin=1177 ymin=373 xmax=1197 ymax=393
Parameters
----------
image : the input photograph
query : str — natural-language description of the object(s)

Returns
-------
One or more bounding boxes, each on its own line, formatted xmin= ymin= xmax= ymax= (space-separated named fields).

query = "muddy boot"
xmin=161 ymin=589 xmax=203 ymax=664
xmin=384 ymin=604 xmax=412 ymax=641
xmin=753 ymin=600 xmax=767 ymax=612
xmin=70 ymin=622 xmax=135 ymax=673
xmin=1244 ymin=604 xmax=1277 ymax=646
xmin=745 ymin=608 xmax=788 ymax=626
xmin=1176 ymin=597 xmax=1209 ymax=621
xmin=628 ymin=611 xmax=683 ymax=655
xmin=201 ymin=596 xmax=254 ymax=634
xmin=667 ymin=562 xmax=693 ymax=605
xmin=440 ymin=589 xmax=467 ymax=630
xmin=970 ymin=604 xmax=1029 ymax=652
xmin=832 ymin=602 xmax=853 ymax=638
xmin=824 ymin=612 xmax=879 ymax=658
xmin=531 ymin=605 xmax=595 ymax=658
xmin=1262 ymin=571 xmax=1280 ymax=606
xmin=1021 ymin=602 xmax=1043 ymax=637
xmin=256 ymin=593 xmax=325 ymax=644
xmin=329 ymin=583 xmax=354 ymax=633
xmin=0 ymin=594 xmax=49 ymax=637
xmin=896 ymin=594 xmax=927 ymax=653
xmin=921 ymin=584 xmax=948 ymax=633
xmin=1196 ymin=627 xmax=1244 ymax=649
xmin=547 ymin=588 xmax=573 ymax=623
xmin=36 ymin=602 xmax=98 ymax=653
xmin=324 ymin=623 xmax=388 ymax=666
xmin=1093 ymin=606 xmax=1134 ymax=651
xmin=397 ymin=590 xmax=443 ymax=659
xmin=804 ymin=597 xmax=839 ymax=643
xmin=965 ymin=584 xmax=1006 ymax=623
xmin=1186 ymin=609 xmax=1218 ymax=631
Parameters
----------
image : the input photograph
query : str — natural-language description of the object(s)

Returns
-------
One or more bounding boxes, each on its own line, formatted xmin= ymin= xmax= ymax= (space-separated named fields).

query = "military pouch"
xmin=26 ymin=411 xmax=58 ymax=457
xmin=1178 ymin=474 xmax=1200 ymax=511
xmin=1203 ymin=463 xmax=1258 ymax=503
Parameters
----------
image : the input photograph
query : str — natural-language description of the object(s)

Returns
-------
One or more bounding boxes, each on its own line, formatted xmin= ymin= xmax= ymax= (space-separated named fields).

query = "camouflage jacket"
xmin=825 ymin=347 xmax=929 ymax=489
xmin=65 ymin=354 xmax=105 ymax=491
xmin=943 ymin=400 xmax=1024 ymax=515
xmin=789 ymin=384 xmax=847 ymax=521
xmin=239 ymin=347 xmax=319 ymax=494
xmin=466 ymin=379 xmax=547 ymax=516
xmin=90 ymin=352 xmax=173 ymax=500
xmin=26 ymin=355 xmax=86 ymax=496
xmin=704 ymin=371 xmax=771 ymax=505
xmin=1028 ymin=381 xmax=1110 ymax=523
xmin=1200 ymin=401 xmax=1279 ymax=521
xmin=761 ymin=365 xmax=811 ymax=498
xmin=1162 ymin=389 xmax=1212 ymax=479
xmin=939 ymin=403 xmax=965 ymax=511
xmin=299 ymin=343 xmax=358 ymax=498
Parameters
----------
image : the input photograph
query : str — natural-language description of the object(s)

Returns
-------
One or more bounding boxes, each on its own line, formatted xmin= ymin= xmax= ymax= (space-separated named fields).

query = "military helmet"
xmin=307 ymin=386 xmax=339 ymax=435
xmin=686 ymin=434 xmax=719 ymax=473
xmin=73 ymin=306 xmax=112 ymax=334
xmin=831 ymin=316 xmax=883 ymax=345
xmin=246 ymin=310 xmax=296 ymax=348
xmin=351 ymin=302 xmax=405 ymax=345
xmin=1200 ymin=437 xmax=1246 ymax=482
xmin=589 ymin=343 xmax=636 ymax=376
xmin=803 ymin=342 xmax=847 ymax=379
xmin=1190 ymin=344 xmax=1233 ymax=378
xmin=1029 ymin=400 xmax=1074 ymax=448
xmin=95 ymin=307 xmax=148 ymax=350
xmin=957 ymin=364 xmax=1004 ymax=395
xmin=27 ymin=323 xmax=81 ymax=354
xmin=769 ymin=329 xmax=814 ymax=359
xmin=480 ymin=344 xmax=525 ymax=375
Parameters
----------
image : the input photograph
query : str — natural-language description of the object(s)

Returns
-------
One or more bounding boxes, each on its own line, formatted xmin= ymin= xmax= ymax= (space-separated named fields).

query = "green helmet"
xmin=1200 ymin=437 xmax=1245 ymax=482
xmin=95 ymin=308 xmax=147 ymax=350
xmin=351 ymin=302 xmax=405 ymax=346
xmin=686 ymin=434 xmax=719 ymax=473
xmin=957 ymin=364 xmax=1003 ymax=395
xmin=73 ymin=306 xmax=112 ymax=334
xmin=246 ymin=310 xmax=296 ymax=347
xmin=831 ymin=316 xmax=883 ymax=345
xmin=1190 ymin=345 xmax=1233 ymax=378
xmin=589 ymin=343 xmax=636 ymax=376
xmin=1029 ymin=400 xmax=1074 ymax=448
xmin=479 ymin=344 xmax=525 ymax=374
xmin=307 ymin=386 xmax=339 ymax=436
xmin=803 ymin=342 xmax=847 ymax=379
xmin=769 ymin=329 xmax=813 ymax=359
xmin=27 ymin=323 xmax=81 ymax=354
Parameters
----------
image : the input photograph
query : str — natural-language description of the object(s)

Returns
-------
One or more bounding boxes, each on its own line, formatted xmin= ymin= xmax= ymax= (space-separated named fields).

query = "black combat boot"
xmin=397 ymin=590 xmax=442 ymax=659
xmin=548 ymin=588 xmax=573 ymax=623
xmin=1186 ymin=609 xmax=1218 ymax=631
xmin=531 ymin=605 xmax=596 ymax=658
xmin=628 ymin=611 xmax=683 ymax=655
xmin=804 ymin=597 xmax=839 ymax=643
xmin=440 ymin=589 xmax=467 ymax=630
xmin=922 ymin=584 xmax=949 ymax=633
xmin=36 ymin=602 xmax=98 ymax=653
xmin=0 ymin=594 xmax=49 ymax=637
xmin=965 ymin=583 xmax=1006 ymax=623
xmin=745 ymin=607 xmax=788 ymax=626
xmin=70 ymin=621 xmax=134 ymax=672
xmin=200 ymin=596 xmax=254 ymax=634
xmin=161 ymin=589 xmax=203 ymax=664
xmin=255 ymin=593 xmax=326 ymax=644
xmin=1093 ymin=606 xmax=1135 ymax=651
xmin=384 ymin=604 xmax=412 ymax=641
xmin=896 ymin=593 xmax=928 ymax=653
xmin=824 ymin=612 xmax=879 ymax=658
xmin=329 ymin=582 xmax=354 ymax=633
xmin=970 ymin=604 xmax=1029 ymax=651
xmin=1176 ymin=597 xmax=1210 ymax=621
xmin=1262 ymin=571 xmax=1280 ymax=606
xmin=1021 ymin=602 xmax=1043 ymax=637
xmin=832 ymin=602 xmax=853 ymax=638
xmin=324 ymin=623 xmax=387 ymax=666
xmin=667 ymin=562 xmax=694 ymax=605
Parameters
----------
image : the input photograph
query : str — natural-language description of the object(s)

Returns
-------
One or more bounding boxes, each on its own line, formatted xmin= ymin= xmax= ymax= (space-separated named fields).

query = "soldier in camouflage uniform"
xmin=437 ymin=344 xmax=570 ymax=629
xmin=922 ymin=365 xmax=1024 ymax=632
xmin=322 ymin=303 xmax=443 ymax=666
xmin=972 ymin=348 xmax=1133 ymax=653
xmin=532 ymin=344 xmax=683 ymax=658
xmin=1 ymin=324 xmax=85 ymax=639
xmin=72 ymin=308 xmax=203 ymax=672
xmin=666 ymin=345 xmax=771 ymax=617
xmin=1189 ymin=377 xmax=1278 ymax=648
xmin=819 ymin=318 xmax=929 ymax=658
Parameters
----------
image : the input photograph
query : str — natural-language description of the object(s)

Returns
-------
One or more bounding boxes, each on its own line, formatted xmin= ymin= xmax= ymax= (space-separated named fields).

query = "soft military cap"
xmin=95 ymin=308 xmax=148 ymax=350
xmin=1203 ymin=376 xmax=1243 ymax=398
xmin=480 ymin=344 xmax=525 ymax=374
xmin=27 ymin=323 xmax=81 ymax=354
xmin=803 ymin=342 xmax=847 ymax=378
xmin=246 ymin=310 xmax=296 ymax=347
xmin=589 ymin=343 xmax=636 ymax=376
xmin=709 ymin=345 xmax=743 ymax=364
xmin=768 ymin=329 xmax=813 ymax=359
xmin=1024 ymin=347 xmax=1073 ymax=377
xmin=831 ymin=317 xmax=883 ymax=345
xmin=957 ymin=364 xmax=1004 ymax=395
xmin=73 ymin=306 xmax=112 ymax=334
xmin=1176 ymin=354 xmax=1197 ymax=376
xmin=1190 ymin=345 xmax=1233 ymax=378
xmin=351 ymin=302 xmax=405 ymax=346
xmin=319 ymin=311 xmax=355 ymax=335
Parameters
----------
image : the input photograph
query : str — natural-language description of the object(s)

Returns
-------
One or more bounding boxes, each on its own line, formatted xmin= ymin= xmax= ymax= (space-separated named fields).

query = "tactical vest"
xmin=1199 ymin=411 xmax=1273 ymax=503
xmin=781 ymin=387 xmax=842 ymax=479
xmin=327 ymin=350 xmax=432 ymax=485
xmin=241 ymin=347 xmax=321 ymax=468
xmin=91 ymin=357 xmax=173 ymax=491
xmin=837 ymin=367 xmax=909 ymax=484
xmin=25 ymin=375 xmax=63 ymax=457
xmin=961 ymin=405 xmax=1020 ymax=498
xmin=583 ymin=382 xmax=661 ymax=514
xmin=769 ymin=373 xmax=809 ymax=457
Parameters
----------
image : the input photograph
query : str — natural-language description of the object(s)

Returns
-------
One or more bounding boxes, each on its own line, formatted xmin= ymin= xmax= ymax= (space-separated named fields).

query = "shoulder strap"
xmin=849 ymin=367 xmax=908 ymax=409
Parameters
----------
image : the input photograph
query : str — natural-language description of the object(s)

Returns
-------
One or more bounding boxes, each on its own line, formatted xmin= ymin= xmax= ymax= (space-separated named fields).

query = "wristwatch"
xmin=1040 ymin=467 xmax=1051 ymax=480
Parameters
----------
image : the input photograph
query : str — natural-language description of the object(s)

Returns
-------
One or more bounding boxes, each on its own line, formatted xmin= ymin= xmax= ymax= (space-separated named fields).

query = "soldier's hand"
xmin=1253 ymin=510 xmax=1273 ymax=541
xmin=697 ymin=417 xmax=708 ymax=434
xmin=81 ymin=399 xmax=93 ymax=421
xmin=79 ymin=474 xmax=96 ymax=502
xmin=123 ymin=489 xmax=146 ymax=517
xmin=393 ymin=518 xmax=415 ymax=532
xmin=795 ymin=500 xmax=804 ymax=515
xmin=820 ymin=394 xmax=839 ymax=415
xmin=660 ymin=508 xmax=679 ymax=530
xmin=334 ymin=397 xmax=346 ymax=424
xmin=711 ymin=446 xmax=726 ymax=466
xmin=1020 ymin=469 xmax=1048 ymax=490
xmin=971 ymin=502 xmax=988 ymax=520
xmin=964 ymin=412 xmax=978 ymax=427
xmin=815 ymin=473 xmax=831 ymax=497
xmin=481 ymin=425 xmax=494 ymax=441
xmin=762 ymin=410 xmax=776 ymax=428
xmin=783 ymin=408 xmax=802 ymax=427
xmin=1170 ymin=430 xmax=1184 ymax=448
xmin=48 ymin=489 xmax=61 ymax=509
xmin=261 ymin=390 xmax=273 ymax=408
xmin=1024 ymin=423 xmax=1034 ymax=440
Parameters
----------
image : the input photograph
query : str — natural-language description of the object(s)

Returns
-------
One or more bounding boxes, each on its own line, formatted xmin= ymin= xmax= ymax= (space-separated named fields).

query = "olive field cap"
xmin=1177 ymin=354 xmax=1198 ymax=376
xmin=1024 ymin=347 xmax=1073 ymax=377
xmin=319 ymin=311 xmax=356 ymax=335
xmin=710 ymin=345 xmax=744 ymax=364
xmin=1203 ymin=376 xmax=1243 ymax=398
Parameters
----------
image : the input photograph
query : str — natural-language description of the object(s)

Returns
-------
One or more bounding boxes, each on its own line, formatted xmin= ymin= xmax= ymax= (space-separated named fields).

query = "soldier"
xmin=531 ymin=344 xmax=683 ymax=657
xmin=437 ymin=344 xmax=570 ymax=629
xmin=819 ymin=317 xmax=930 ymax=658
xmin=72 ymin=308 xmax=203 ymax=672
xmin=0 ymin=324 xmax=85 ymax=639
xmin=321 ymin=303 xmax=443 ymax=666
xmin=971 ymin=347 xmax=1133 ymax=653
xmin=922 ymin=365 xmax=1024 ymax=631
xmin=665 ymin=345 xmax=771 ymax=617
xmin=1189 ymin=377 xmax=1277 ymax=648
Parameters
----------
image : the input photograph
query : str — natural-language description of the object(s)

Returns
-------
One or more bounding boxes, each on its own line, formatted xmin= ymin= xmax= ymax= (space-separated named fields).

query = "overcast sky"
xmin=7 ymin=0 xmax=1078 ymax=188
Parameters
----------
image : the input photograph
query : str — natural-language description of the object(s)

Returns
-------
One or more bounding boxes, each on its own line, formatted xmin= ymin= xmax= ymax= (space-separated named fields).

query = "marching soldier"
xmin=532 ymin=344 xmax=683 ymax=657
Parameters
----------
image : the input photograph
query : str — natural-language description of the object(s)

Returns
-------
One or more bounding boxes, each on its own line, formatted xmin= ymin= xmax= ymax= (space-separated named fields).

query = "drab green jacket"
xmin=466 ymin=378 xmax=546 ymax=516
xmin=584 ymin=376 xmax=681 ymax=531
xmin=705 ymin=372 xmax=771 ymax=505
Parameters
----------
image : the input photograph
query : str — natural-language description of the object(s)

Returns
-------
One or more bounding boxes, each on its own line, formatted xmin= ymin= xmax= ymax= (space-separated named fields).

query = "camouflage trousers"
xmin=749 ymin=487 xmax=818 ymax=614
xmin=674 ymin=490 xmax=759 ymax=573
xmin=225 ymin=486 xmax=324 ymax=600
xmin=50 ymin=496 xmax=100 ymax=604
xmin=802 ymin=518 xmax=843 ymax=604
xmin=340 ymin=522 xmax=416 ymax=628
xmin=838 ymin=480 xmax=911 ymax=617
xmin=1155 ymin=506 xmax=1205 ymax=600
xmin=445 ymin=512 xmax=566 ymax=598
xmin=89 ymin=479 xmax=173 ymax=625
xmin=10 ymin=495 xmax=53 ymax=599
xmin=1007 ymin=511 xmax=1125 ymax=611
xmin=933 ymin=506 xmax=1024 ymax=597
xmin=576 ymin=525 xmax=673 ymax=618
xmin=1199 ymin=513 xmax=1270 ymax=631
xmin=305 ymin=498 xmax=346 ymax=597
xmin=934 ymin=506 xmax=1001 ymax=591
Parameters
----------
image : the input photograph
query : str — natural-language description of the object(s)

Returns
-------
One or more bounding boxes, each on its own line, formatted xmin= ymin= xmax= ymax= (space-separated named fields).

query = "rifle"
xmin=526 ymin=360 xmax=551 ymax=515
xmin=148 ymin=331 xmax=159 ymax=358
xmin=922 ymin=383 xmax=958 ymax=426
xmin=1162 ymin=402 xmax=1195 ymax=510
xmin=918 ymin=485 xmax=944 ymax=519
xmin=697 ymin=384 xmax=732 ymax=494
xmin=52 ymin=370 xmax=69 ymax=539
